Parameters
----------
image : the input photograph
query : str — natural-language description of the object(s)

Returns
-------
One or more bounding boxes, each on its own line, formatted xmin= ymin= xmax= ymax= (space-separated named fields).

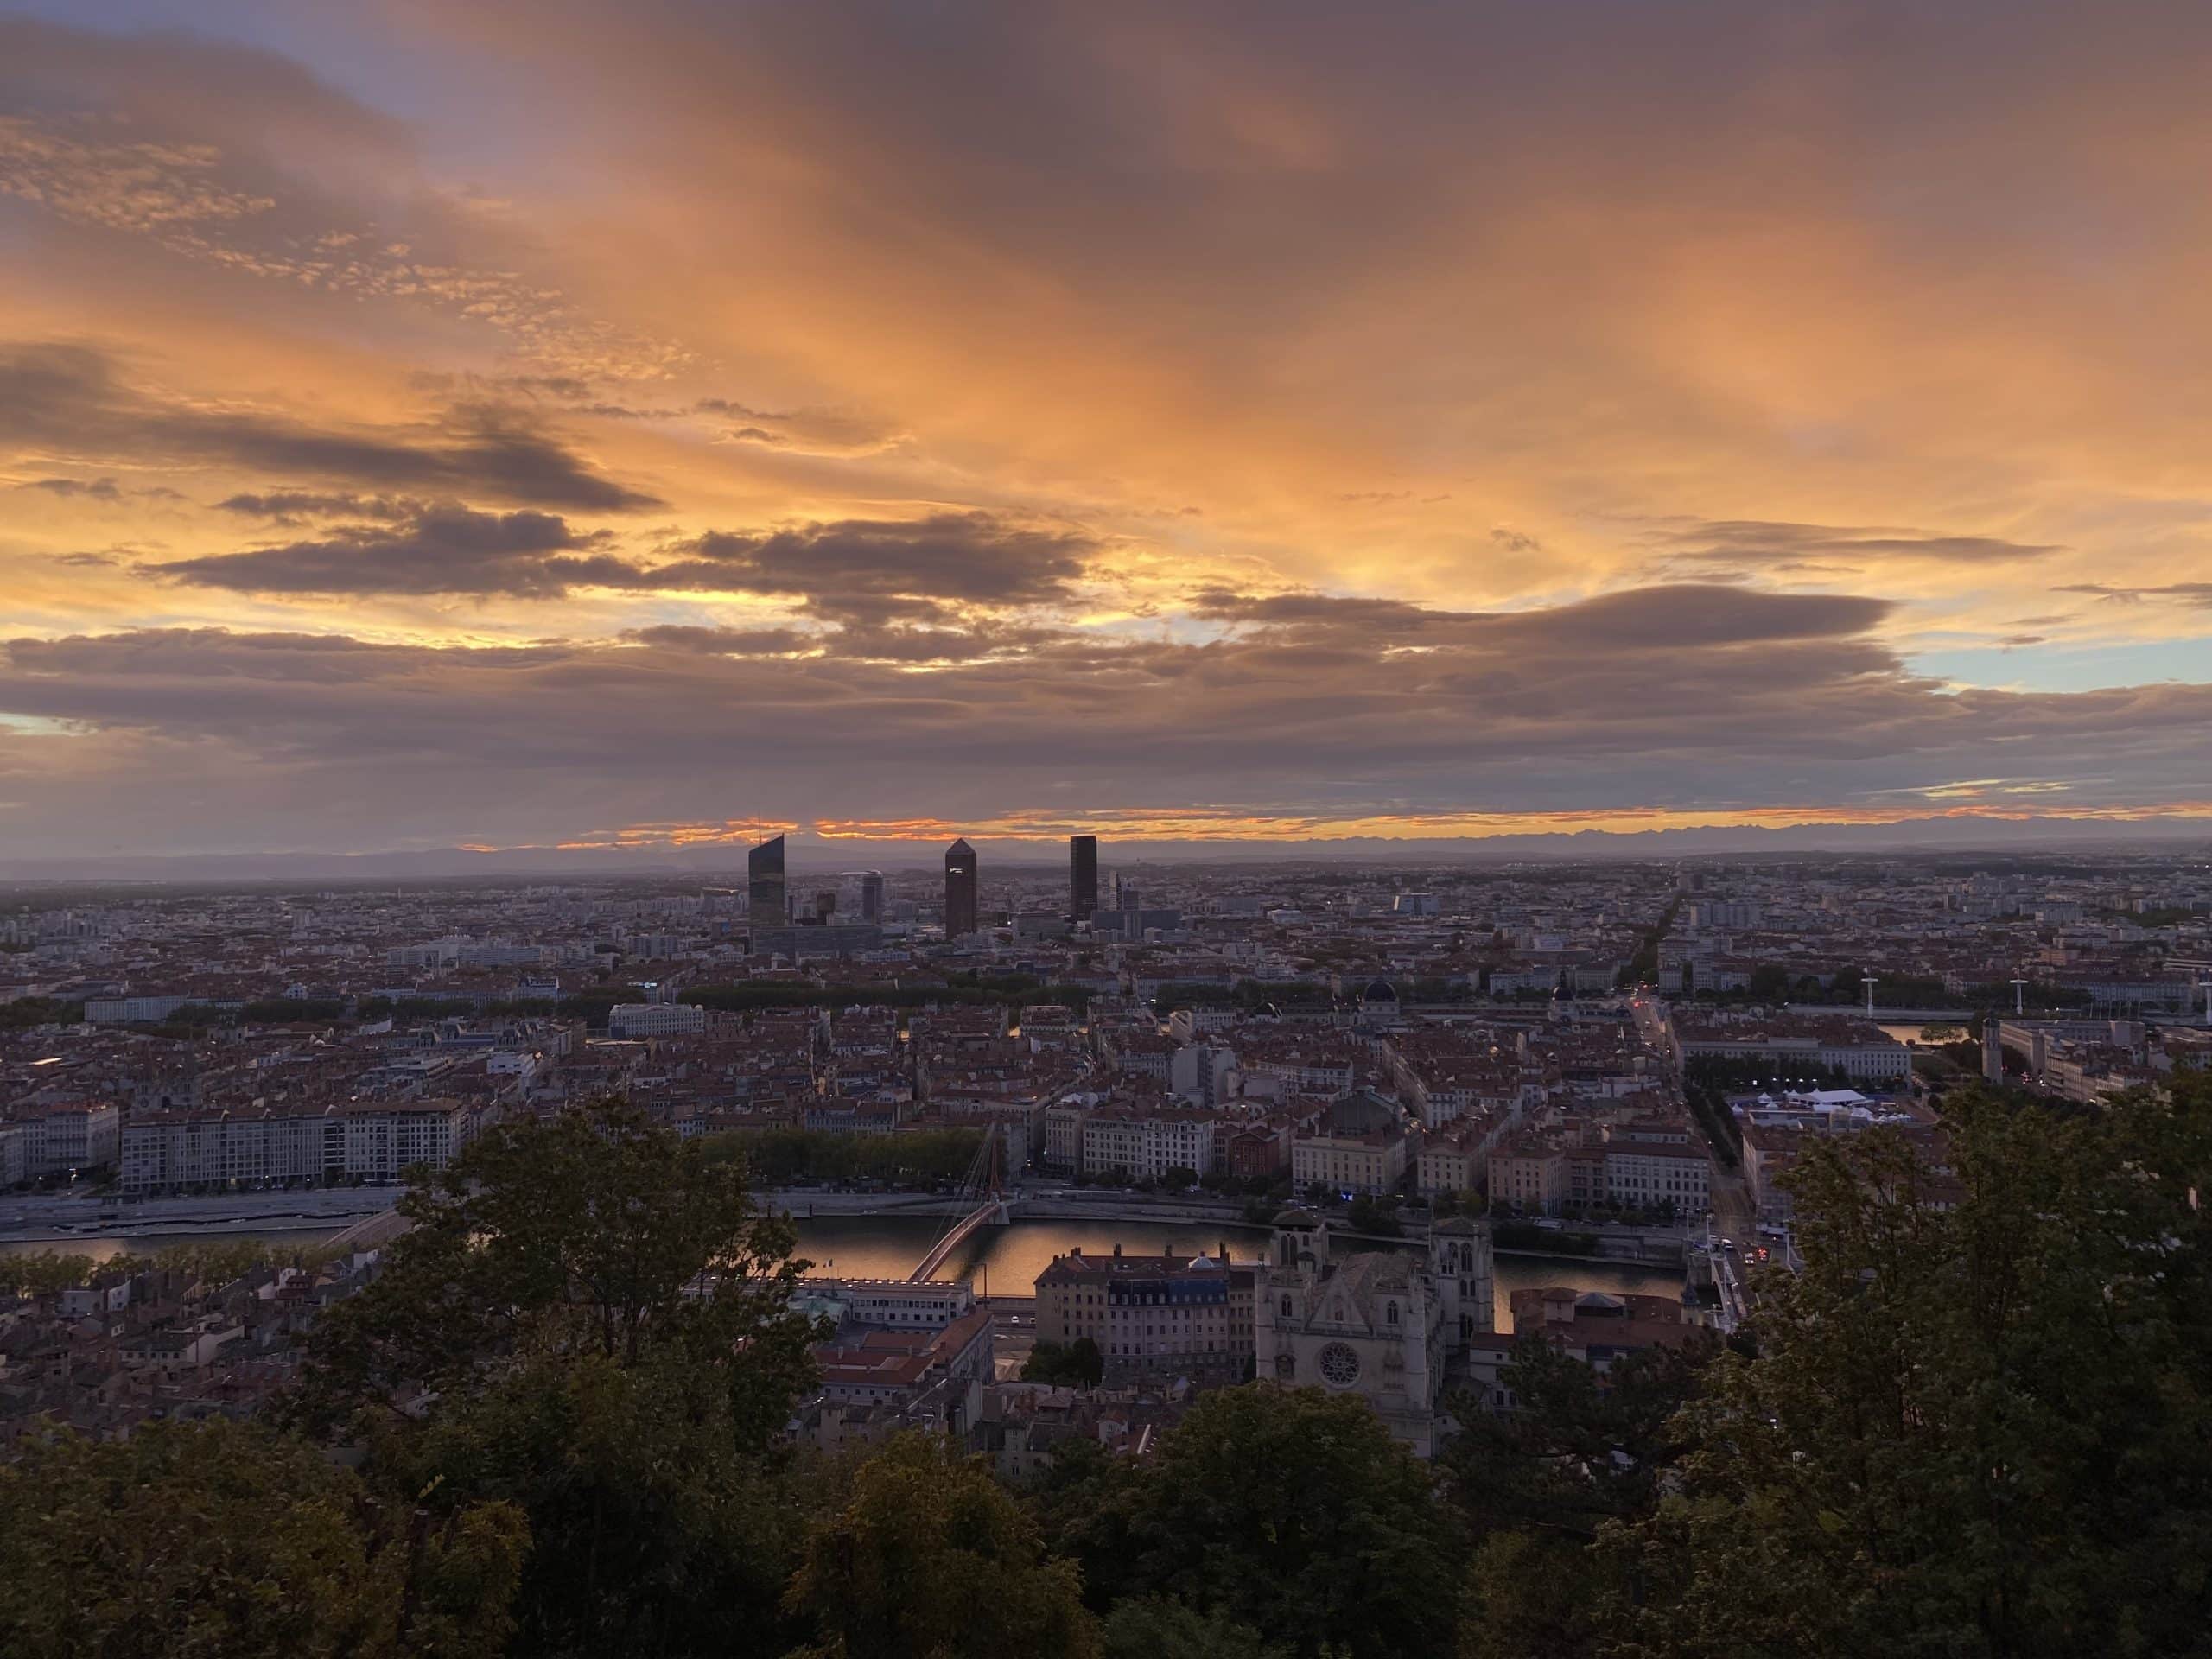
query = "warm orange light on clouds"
xmin=2 ymin=3 xmax=2210 ymax=864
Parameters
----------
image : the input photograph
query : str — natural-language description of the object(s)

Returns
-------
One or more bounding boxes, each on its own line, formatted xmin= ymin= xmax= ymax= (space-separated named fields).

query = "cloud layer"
xmin=1 ymin=6 xmax=2209 ymax=855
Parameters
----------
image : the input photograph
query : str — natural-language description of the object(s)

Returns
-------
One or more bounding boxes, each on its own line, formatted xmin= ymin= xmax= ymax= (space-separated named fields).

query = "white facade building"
xmin=607 ymin=1002 xmax=707 ymax=1039
xmin=1079 ymin=1107 xmax=1216 ymax=1180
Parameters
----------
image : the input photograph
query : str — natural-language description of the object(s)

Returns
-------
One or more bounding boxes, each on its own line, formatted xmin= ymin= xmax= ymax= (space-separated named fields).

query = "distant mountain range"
xmin=2 ymin=815 xmax=2206 ymax=884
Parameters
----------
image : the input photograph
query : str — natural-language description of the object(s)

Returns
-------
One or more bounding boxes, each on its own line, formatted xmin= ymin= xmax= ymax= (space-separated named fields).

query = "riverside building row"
xmin=118 ymin=1099 xmax=490 ymax=1192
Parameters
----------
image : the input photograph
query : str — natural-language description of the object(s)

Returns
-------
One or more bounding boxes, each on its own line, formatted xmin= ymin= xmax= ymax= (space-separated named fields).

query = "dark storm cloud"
xmin=678 ymin=512 xmax=1095 ymax=608
xmin=1651 ymin=519 xmax=2061 ymax=570
xmin=1193 ymin=582 xmax=1889 ymax=649
xmin=0 ymin=342 xmax=662 ymax=512
xmin=3 ymin=593 xmax=2208 ymax=854
xmin=214 ymin=491 xmax=423 ymax=524
xmin=160 ymin=505 xmax=620 ymax=599
xmin=162 ymin=502 xmax=1097 ymax=626
xmin=19 ymin=475 xmax=119 ymax=501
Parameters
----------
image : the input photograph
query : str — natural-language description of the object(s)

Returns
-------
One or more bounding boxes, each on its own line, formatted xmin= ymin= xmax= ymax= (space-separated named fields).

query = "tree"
xmin=1021 ymin=1433 xmax=1147 ymax=1614
xmin=294 ymin=1095 xmax=822 ymax=1440
xmin=0 ymin=1419 xmax=524 ymax=1659
xmin=1459 ymin=1529 xmax=1614 ymax=1659
xmin=1345 ymin=1195 xmax=1403 ymax=1237
xmin=378 ymin=1350 xmax=817 ymax=1656
xmin=1023 ymin=1337 xmax=1105 ymax=1387
xmin=291 ymin=1097 xmax=832 ymax=1656
xmin=1443 ymin=1332 xmax=1707 ymax=1543
xmin=785 ymin=1433 xmax=1100 ymax=1659
xmin=1 ymin=1249 xmax=99 ymax=1297
xmin=1747 ymin=963 xmax=1792 ymax=1002
xmin=1118 ymin=1386 xmax=1465 ymax=1659
xmin=1102 ymin=1596 xmax=1287 ymax=1659
xmin=1603 ymin=1077 xmax=2212 ymax=1656
xmin=0 ymin=995 xmax=79 ymax=1030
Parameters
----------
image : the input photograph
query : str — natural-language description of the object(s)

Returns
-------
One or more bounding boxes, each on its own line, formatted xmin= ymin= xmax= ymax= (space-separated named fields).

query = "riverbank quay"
xmin=0 ymin=1186 xmax=399 ymax=1245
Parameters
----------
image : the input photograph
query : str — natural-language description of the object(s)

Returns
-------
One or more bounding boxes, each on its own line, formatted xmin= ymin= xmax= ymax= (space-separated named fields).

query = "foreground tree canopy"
xmin=0 ymin=1419 xmax=525 ymax=1659
xmin=2 ymin=1078 xmax=2207 ymax=1656
xmin=1602 ymin=1075 xmax=2212 ymax=1658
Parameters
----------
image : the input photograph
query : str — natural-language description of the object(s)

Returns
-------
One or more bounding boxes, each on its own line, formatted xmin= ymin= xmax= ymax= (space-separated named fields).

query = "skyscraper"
xmin=747 ymin=834 xmax=786 ymax=929
xmin=944 ymin=838 xmax=979 ymax=938
xmin=857 ymin=870 xmax=885 ymax=923
xmin=1069 ymin=834 xmax=1098 ymax=920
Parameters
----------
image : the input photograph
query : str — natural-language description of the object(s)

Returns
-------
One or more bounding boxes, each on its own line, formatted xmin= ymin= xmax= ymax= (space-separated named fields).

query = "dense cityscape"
xmin=2 ymin=842 xmax=2208 ymax=1651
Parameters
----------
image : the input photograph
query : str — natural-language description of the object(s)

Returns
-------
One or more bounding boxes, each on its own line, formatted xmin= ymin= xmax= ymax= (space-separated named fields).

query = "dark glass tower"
xmin=1070 ymin=834 xmax=1098 ymax=920
xmin=944 ymin=837 xmax=979 ymax=938
xmin=747 ymin=834 xmax=786 ymax=927
xmin=858 ymin=870 xmax=885 ymax=923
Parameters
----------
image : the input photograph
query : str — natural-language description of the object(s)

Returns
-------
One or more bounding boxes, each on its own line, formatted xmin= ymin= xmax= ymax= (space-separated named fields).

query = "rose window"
xmin=1317 ymin=1342 xmax=1361 ymax=1387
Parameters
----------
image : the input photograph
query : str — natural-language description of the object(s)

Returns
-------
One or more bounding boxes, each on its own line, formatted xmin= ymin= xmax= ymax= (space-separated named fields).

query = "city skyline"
xmin=5 ymin=3 xmax=2212 ymax=862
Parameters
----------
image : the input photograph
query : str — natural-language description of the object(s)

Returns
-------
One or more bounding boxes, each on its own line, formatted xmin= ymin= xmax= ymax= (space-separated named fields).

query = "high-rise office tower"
xmin=944 ymin=838 xmax=979 ymax=938
xmin=1070 ymin=835 xmax=1098 ymax=921
xmin=747 ymin=834 xmax=786 ymax=928
xmin=857 ymin=870 xmax=885 ymax=924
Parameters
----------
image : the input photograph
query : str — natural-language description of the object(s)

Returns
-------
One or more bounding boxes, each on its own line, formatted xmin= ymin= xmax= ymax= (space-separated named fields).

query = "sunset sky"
xmin=3 ymin=3 xmax=2211 ymax=861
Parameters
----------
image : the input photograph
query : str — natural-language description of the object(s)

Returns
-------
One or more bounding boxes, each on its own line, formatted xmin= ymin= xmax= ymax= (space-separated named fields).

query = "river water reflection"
xmin=2 ymin=1214 xmax=1689 ymax=1332
xmin=785 ymin=1213 xmax=1686 ymax=1331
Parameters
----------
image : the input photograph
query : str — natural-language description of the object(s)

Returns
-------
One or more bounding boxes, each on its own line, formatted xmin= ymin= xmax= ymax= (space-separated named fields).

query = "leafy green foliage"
xmin=1491 ymin=1219 xmax=1599 ymax=1254
xmin=1 ymin=1236 xmax=340 ymax=1300
xmin=1022 ymin=1337 xmax=1105 ymax=1387
xmin=1344 ymin=1195 xmax=1403 ymax=1236
xmin=699 ymin=1125 xmax=984 ymax=1187
xmin=1458 ymin=1529 xmax=1613 ymax=1659
xmin=0 ymin=995 xmax=80 ymax=1029
xmin=1101 ymin=1596 xmax=1288 ymax=1659
xmin=786 ymin=1433 xmax=1101 ymax=1659
xmin=0 ymin=1419 xmax=524 ymax=1659
xmin=377 ymin=1350 xmax=816 ymax=1656
xmin=294 ymin=1096 xmax=823 ymax=1432
xmin=1113 ymin=1385 xmax=1465 ymax=1659
xmin=1604 ymin=1077 xmax=2212 ymax=1656
xmin=1444 ymin=1332 xmax=1707 ymax=1544
xmin=0 ymin=1248 xmax=100 ymax=1296
xmin=290 ymin=1097 xmax=833 ymax=1656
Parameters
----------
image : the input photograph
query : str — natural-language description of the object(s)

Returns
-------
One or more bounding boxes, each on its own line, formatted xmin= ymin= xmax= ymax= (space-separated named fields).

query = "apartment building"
xmin=1079 ymin=1105 xmax=1216 ymax=1180
xmin=122 ymin=1098 xmax=487 ymax=1192
xmin=1033 ymin=1244 xmax=1255 ymax=1385
xmin=1291 ymin=1091 xmax=1413 ymax=1197
xmin=607 ymin=1002 xmax=708 ymax=1039
xmin=12 ymin=1099 xmax=122 ymax=1176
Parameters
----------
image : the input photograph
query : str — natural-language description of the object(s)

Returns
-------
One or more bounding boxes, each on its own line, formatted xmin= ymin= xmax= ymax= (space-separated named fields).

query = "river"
xmin=2 ymin=1214 xmax=1686 ymax=1331
xmin=785 ymin=1214 xmax=1685 ymax=1331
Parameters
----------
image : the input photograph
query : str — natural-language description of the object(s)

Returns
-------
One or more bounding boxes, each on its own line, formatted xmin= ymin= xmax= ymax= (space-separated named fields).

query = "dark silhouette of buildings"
xmin=1070 ymin=834 xmax=1098 ymax=920
xmin=747 ymin=834 xmax=786 ymax=928
xmin=944 ymin=838 xmax=979 ymax=938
